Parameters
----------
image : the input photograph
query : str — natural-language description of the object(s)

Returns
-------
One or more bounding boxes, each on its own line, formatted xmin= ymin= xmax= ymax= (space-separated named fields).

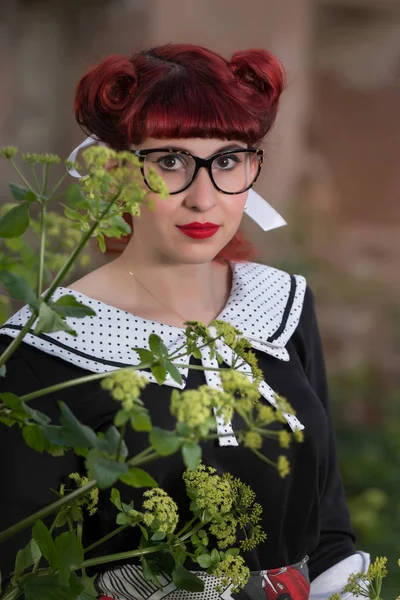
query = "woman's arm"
xmin=295 ymin=288 xmax=369 ymax=596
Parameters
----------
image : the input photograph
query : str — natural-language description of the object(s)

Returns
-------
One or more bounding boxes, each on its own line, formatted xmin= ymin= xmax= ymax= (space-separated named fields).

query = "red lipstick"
xmin=176 ymin=222 xmax=220 ymax=239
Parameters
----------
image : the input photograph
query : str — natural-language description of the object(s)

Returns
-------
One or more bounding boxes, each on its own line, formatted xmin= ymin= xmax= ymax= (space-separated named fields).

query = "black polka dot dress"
xmin=0 ymin=261 xmax=356 ymax=596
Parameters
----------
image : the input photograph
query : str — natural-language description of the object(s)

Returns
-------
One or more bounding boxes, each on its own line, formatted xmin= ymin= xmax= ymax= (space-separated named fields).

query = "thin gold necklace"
xmin=126 ymin=265 xmax=218 ymax=326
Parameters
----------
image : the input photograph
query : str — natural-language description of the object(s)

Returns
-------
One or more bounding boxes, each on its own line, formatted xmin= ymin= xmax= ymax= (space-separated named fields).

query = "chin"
xmin=169 ymin=242 xmax=223 ymax=265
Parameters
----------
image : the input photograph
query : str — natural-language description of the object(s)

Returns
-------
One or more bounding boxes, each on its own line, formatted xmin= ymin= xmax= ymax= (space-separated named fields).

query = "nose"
xmin=183 ymin=167 xmax=218 ymax=212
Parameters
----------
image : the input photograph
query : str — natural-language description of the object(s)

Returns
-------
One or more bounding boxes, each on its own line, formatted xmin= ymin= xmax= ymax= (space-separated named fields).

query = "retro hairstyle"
xmin=74 ymin=44 xmax=285 ymax=261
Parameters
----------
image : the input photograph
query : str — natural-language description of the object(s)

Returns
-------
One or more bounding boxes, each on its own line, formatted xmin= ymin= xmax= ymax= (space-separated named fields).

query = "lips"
xmin=176 ymin=222 xmax=220 ymax=239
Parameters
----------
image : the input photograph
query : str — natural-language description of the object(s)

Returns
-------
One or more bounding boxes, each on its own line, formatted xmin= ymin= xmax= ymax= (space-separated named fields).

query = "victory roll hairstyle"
xmin=74 ymin=44 xmax=286 ymax=260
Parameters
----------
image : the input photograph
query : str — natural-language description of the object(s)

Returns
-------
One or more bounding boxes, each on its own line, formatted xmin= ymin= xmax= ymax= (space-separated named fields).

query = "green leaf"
xmin=110 ymin=214 xmax=132 ymax=235
xmin=75 ymin=573 xmax=98 ymax=600
xmin=86 ymin=448 xmax=128 ymax=488
xmin=196 ymin=553 xmax=212 ymax=568
xmin=63 ymin=205 xmax=83 ymax=221
xmin=54 ymin=531 xmax=84 ymax=585
xmin=130 ymin=406 xmax=152 ymax=432
xmin=225 ymin=548 xmax=240 ymax=557
xmin=1 ymin=393 xmax=51 ymax=425
xmin=119 ymin=467 xmax=157 ymax=488
xmin=23 ymin=424 xmax=65 ymax=456
xmin=133 ymin=348 xmax=155 ymax=366
xmin=32 ymin=520 xmax=57 ymax=569
xmin=9 ymin=183 xmax=37 ymax=203
xmin=0 ymin=202 xmax=30 ymax=238
xmin=151 ymin=363 xmax=167 ymax=385
xmin=141 ymin=556 xmax=162 ymax=587
xmin=34 ymin=302 xmax=77 ymax=336
xmin=51 ymin=296 xmax=96 ymax=318
xmin=59 ymin=402 xmax=99 ymax=449
xmin=24 ymin=572 xmax=84 ymax=600
xmin=114 ymin=409 xmax=130 ymax=427
xmin=182 ymin=442 xmax=202 ymax=471
xmin=23 ymin=424 xmax=47 ymax=452
xmin=164 ymin=361 xmax=183 ymax=385
xmin=0 ymin=270 xmax=38 ymax=308
xmin=97 ymin=426 xmax=128 ymax=458
xmin=14 ymin=539 xmax=41 ymax=577
xmin=172 ymin=564 xmax=204 ymax=592
xmin=210 ymin=548 xmax=220 ymax=563
xmin=66 ymin=184 xmax=88 ymax=208
xmin=97 ymin=232 xmax=106 ymax=253
xmin=0 ymin=364 xmax=6 ymax=377
xmin=149 ymin=334 xmax=169 ymax=358
xmin=110 ymin=488 xmax=123 ymax=511
xmin=150 ymin=531 xmax=166 ymax=541
xmin=149 ymin=427 xmax=183 ymax=456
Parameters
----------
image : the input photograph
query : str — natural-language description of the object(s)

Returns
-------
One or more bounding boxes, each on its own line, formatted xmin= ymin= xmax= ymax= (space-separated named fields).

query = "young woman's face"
xmin=130 ymin=138 xmax=249 ymax=265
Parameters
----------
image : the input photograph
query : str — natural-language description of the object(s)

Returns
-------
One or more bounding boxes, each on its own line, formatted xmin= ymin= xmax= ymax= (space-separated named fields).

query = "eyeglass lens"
xmin=142 ymin=151 xmax=260 ymax=194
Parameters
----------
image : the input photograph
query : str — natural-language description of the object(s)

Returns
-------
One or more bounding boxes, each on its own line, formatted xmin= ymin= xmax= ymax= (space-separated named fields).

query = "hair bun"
xmin=230 ymin=49 xmax=285 ymax=106
xmin=75 ymin=55 xmax=137 ymax=145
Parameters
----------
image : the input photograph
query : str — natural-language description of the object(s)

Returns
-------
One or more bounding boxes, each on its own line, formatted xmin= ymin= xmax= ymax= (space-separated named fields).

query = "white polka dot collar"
xmin=1 ymin=261 xmax=307 ymax=434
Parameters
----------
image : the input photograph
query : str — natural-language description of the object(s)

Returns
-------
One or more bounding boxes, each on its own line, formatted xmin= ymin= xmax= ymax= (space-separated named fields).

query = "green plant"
xmin=0 ymin=147 xmax=300 ymax=600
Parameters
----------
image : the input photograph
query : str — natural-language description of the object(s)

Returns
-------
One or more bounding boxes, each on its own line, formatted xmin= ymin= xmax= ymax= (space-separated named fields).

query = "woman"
xmin=0 ymin=44 xmax=368 ymax=599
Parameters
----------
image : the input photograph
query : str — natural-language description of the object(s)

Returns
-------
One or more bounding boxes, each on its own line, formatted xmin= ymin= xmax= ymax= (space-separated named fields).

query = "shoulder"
xmin=236 ymin=260 xmax=307 ymax=294
xmin=234 ymin=259 xmax=309 ymax=319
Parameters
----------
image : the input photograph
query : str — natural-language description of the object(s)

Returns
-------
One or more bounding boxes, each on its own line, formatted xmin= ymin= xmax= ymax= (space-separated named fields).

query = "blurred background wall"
xmin=1 ymin=0 xmax=399 ymax=591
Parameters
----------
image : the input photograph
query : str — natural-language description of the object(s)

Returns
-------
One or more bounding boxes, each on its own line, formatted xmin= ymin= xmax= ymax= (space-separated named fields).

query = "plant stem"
xmin=42 ymin=164 xmax=50 ymax=196
xmin=0 ymin=314 xmax=38 ymax=369
xmin=10 ymin=159 xmax=32 ymax=190
xmin=0 ymin=189 xmax=123 ymax=369
xmin=0 ymin=481 xmax=97 ymax=543
xmin=84 ymin=524 xmax=129 ymax=554
xmin=170 ymin=363 xmax=225 ymax=373
xmin=20 ymin=361 xmax=154 ymax=403
xmin=47 ymin=172 xmax=68 ymax=201
xmin=42 ymin=190 xmax=122 ymax=303
xmin=80 ymin=522 xmax=204 ymax=570
xmin=250 ymin=447 xmax=276 ymax=468
xmin=1 ymin=587 xmax=23 ymax=600
xmin=29 ymin=165 xmax=41 ymax=194
xmin=37 ymin=204 xmax=47 ymax=297
xmin=128 ymin=450 xmax=159 ymax=468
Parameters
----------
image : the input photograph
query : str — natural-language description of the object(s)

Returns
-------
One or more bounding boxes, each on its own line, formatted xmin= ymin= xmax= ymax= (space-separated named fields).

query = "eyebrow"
xmin=162 ymin=143 xmax=248 ymax=156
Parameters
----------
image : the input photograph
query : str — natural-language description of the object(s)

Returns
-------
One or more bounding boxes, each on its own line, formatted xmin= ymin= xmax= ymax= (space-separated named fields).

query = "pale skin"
xmin=69 ymin=138 xmax=249 ymax=328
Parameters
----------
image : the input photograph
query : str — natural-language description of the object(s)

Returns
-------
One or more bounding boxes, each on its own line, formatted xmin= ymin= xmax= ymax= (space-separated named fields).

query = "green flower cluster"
xmin=184 ymin=464 xmax=266 ymax=553
xmin=22 ymin=152 xmax=60 ymax=165
xmin=170 ymin=385 xmax=234 ymax=435
xmin=277 ymin=456 xmax=290 ymax=478
xmin=101 ymin=368 xmax=149 ymax=410
xmin=184 ymin=464 xmax=233 ymax=517
xmin=210 ymin=320 xmax=264 ymax=383
xmin=142 ymin=488 xmax=179 ymax=534
xmin=214 ymin=555 xmax=250 ymax=594
xmin=338 ymin=556 xmax=388 ymax=599
xmin=219 ymin=370 xmax=260 ymax=414
xmin=68 ymin=472 xmax=99 ymax=516
xmin=210 ymin=474 xmax=266 ymax=552
xmin=0 ymin=147 xmax=18 ymax=159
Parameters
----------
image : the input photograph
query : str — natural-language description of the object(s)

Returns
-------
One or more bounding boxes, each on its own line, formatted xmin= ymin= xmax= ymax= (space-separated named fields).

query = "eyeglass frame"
xmin=131 ymin=146 xmax=264 ymax=195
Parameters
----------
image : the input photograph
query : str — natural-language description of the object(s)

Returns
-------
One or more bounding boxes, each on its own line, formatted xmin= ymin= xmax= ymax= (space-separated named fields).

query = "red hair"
xmin=75 ymin=44 xmax=285 ymax=261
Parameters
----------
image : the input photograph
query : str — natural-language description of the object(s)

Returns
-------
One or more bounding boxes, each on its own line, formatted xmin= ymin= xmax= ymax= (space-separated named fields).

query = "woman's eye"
xmin=157 ymin=155 xmax=186 ymax=170
xmin=214 ymin=154 xmax=240 ymax=170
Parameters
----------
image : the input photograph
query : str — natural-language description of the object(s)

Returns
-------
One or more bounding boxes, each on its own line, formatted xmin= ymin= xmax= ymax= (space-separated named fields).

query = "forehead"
xmin=135 ymin=137 xmax=246 ymax=156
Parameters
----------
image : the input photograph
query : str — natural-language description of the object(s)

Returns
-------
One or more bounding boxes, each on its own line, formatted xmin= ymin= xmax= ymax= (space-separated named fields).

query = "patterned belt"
xmin=97 ymin=556 xmax=310 ymax=600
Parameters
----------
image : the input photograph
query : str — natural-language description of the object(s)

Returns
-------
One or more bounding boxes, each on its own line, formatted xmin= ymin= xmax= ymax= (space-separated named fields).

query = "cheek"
xmin=135 ymin=196 xmax=176 ymax=231
xmin=222 ymin=191 xmax=248 ymax=221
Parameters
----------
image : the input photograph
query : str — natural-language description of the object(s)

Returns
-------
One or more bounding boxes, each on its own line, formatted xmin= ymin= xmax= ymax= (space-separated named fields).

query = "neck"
xmin=112 ymin=250 xmax=231 ymax=325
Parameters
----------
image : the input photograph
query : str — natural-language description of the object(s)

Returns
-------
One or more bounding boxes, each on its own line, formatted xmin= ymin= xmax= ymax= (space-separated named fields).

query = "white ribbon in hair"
xmin=66 ymin=136 xmax=287 ymax=232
